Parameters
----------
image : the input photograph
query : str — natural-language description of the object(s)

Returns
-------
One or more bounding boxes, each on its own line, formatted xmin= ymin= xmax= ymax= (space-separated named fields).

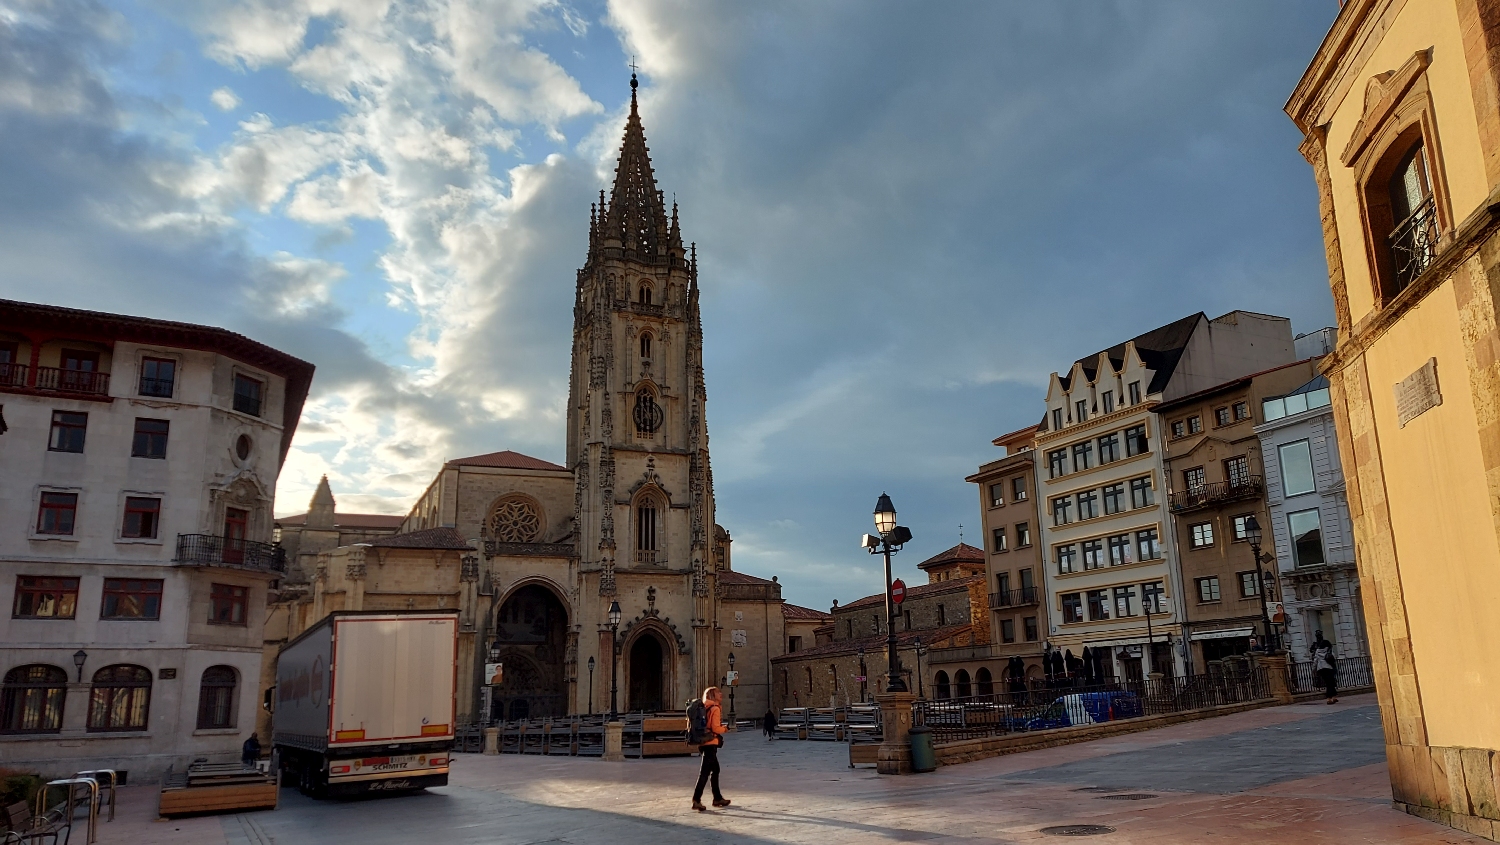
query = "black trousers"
xmin=1318 ymin=668 xmax=1338 ymax=699
xmin=693 ymin=744 xmax=723 ymax=802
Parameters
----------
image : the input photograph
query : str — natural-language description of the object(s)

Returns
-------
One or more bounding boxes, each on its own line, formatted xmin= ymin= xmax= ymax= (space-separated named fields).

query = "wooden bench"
xmin=848 ymin=743 xmax=881 ymax=768
xmin=4 ymin=801 xmax=69 ymax=845
xmin=158 ymin=765 xmax=279 ymax=817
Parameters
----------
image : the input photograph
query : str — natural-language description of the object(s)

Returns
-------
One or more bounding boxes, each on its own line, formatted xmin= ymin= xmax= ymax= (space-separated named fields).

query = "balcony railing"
xmin=1390 ymin=195 xmax=1438 ymax=292
xmin=634 ymin=550 xmax=660 ymax=566
xmin=989 ymin=587 xmax=1040 ymax=609
xmin=1169 ymin=476 xmax=1263 ymax=513
xmin=174 ymin=534 xmax=286 ymax=574
xmin=0 ymin=362 xmax=27 ymax=388
xmin=33 ymin=366 xmax=110 ymax=396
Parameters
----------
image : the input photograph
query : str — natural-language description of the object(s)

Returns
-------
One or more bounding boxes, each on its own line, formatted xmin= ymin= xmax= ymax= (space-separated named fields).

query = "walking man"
xmin=762 ymin=708 xmax=777 ymax=740
xmin=1311 ymin=631 xmax=1339 ymax=704
xmin=692 ymin=687 xmax=730 ymax=812
xmin=242 ymin=732 xmax=262 ymax=767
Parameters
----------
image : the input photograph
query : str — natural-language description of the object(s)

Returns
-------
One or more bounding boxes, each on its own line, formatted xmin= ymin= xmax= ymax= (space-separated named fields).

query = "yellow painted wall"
xmin=1365 ymin=278 xmax=1500 ymax=749
xmin=1324 ymin=0 xmax=1489 ymax=325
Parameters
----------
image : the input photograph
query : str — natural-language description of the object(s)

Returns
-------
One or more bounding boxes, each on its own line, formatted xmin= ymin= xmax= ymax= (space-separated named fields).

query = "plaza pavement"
xmin=102 ymin=693 xmax=1485 ymax=844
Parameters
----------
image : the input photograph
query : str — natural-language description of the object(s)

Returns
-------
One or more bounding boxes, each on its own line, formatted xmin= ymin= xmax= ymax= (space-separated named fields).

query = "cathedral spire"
xmin=602 ymin=72 xmax=668 ymax=257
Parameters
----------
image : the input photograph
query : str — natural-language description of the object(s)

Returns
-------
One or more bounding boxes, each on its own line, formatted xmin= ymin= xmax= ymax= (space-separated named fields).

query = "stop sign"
xmin=891 ymin=579 xmax=906 ymax=605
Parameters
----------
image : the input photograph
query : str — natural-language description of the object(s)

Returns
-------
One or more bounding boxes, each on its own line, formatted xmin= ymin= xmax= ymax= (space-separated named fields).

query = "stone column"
xmin=1255 ymin=653 xmax=1294 ymax=705
xmin=602 ymin=721 xmax=625 ymax=761
xmin=482 ymin=727 xmax=500 ymax=755
xmin=874 ymin=691 xmax=917 ymax=775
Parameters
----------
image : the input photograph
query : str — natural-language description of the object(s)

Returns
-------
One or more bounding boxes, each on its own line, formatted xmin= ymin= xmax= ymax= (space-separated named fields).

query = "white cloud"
xmin=209 ymin=86 xmax=240 ymax=110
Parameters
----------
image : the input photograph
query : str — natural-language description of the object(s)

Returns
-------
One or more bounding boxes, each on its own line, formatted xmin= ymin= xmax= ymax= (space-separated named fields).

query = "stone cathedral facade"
xmin=266 ymin=77 xmax=789 ymax=729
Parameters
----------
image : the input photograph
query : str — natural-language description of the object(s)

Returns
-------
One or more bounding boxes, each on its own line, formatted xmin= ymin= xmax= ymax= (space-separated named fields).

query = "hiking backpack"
xmin=686 ymin=698 xmax=709 ymax=745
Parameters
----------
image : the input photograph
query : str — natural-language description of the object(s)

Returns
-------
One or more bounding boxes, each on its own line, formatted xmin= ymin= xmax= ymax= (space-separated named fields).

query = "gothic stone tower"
xmin=568 ymin=74 xmax=721 ymax=710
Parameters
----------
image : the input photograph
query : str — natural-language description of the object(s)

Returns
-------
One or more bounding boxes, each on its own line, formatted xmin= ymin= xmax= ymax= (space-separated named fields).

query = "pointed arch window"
xmin=638 ymin=284 xmax=653 ymax=305
xmin=640 ymin=332 xmax=652 ymax=360
xmin=636 ymin=495 xmax=659 ymax=565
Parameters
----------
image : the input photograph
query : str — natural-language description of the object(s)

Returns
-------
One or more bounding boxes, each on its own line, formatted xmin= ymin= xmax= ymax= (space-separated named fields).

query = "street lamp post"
xmin=727 ymin=651 xmax=737 ymax=728
xmin=608 ymin=600 xmax=622 ymax=719
xmin=914 ymin=638 xmax=927 ymax=700
xmin=863 ymin=493 xmax=911 ymax=693
xmin=73 ymin=649 xmax=87 ymax=683
xmin=1243 ymin=516 xmax=1278 ymax=654
xmin=587 ymin=656 xmax=596 ymax=716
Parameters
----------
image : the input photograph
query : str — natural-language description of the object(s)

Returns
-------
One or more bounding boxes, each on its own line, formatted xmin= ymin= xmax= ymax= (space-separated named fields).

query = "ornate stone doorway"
xmin=626 ymin=633 xmax=667 ymax=713
xmin=491 ymin=584 xmax=569 ymax=721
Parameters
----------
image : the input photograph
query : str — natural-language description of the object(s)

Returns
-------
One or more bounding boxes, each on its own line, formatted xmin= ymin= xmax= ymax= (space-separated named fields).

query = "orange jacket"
xmin=704 ymin=701 xmax=727 ymax=746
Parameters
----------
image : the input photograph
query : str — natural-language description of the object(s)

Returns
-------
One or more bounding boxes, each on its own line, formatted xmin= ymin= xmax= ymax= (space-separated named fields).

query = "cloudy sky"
xmin=1 ymin=0 xmax=1339 ymax=608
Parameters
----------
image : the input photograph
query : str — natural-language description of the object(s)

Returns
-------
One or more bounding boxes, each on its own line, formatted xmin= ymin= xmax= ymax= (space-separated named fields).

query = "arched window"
xmin=934 ymin=671 xmax=951 ymax=700
xmin=633 ymin=389 xmax=663 ymax=436
xmin=197 ymin=666 xmax=238 ymax=729
xmin=955 ymin=669 xmax=972 ymax=698
xmin=88 ymin=664 xmax=151 ymax=732
xmin=635 ymin=495 xmax=659 ymax=563
xmin=1 ymin=665 xmax=66 ymax=734
xmin=1386 ymin=140 xmax=1436 ymax=293
xmin=640 ymin=332 xmax=652 ymax=359
xmin=638 ymin=284 xmax=653 ymax=305
xmin=976 ymin=667 xmax=994 ymax=696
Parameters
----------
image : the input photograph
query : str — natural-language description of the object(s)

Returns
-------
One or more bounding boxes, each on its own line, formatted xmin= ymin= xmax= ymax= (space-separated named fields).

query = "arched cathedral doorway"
xmin=626 ymin=632 xmax=669 ymax=713
xmin=491 ymin=585 xmax=569 ymax=721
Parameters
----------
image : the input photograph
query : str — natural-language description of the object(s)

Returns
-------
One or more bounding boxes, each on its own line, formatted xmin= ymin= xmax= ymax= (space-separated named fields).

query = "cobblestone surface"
xmin=96 ymin=694 xmax=1484 ymax=844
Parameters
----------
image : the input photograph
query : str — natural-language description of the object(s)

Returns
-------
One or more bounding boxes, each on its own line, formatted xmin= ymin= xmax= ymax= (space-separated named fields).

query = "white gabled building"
xmin=0 ymin=299 xmax=312 ymax=781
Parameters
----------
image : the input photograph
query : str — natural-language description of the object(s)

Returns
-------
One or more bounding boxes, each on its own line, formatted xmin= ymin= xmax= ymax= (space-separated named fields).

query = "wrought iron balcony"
xmin=1169 ymin=476 xmax=1263 ymax=513
xmin=1390 ymin=195 xmax=1438 ymax=292
xmin=989 ymin=587 xmax=1040 ymax=609
xmin=34 ymin=367 xmax=110 ymax=396
xmin=174 ymin=534 xmax=286 ymax=574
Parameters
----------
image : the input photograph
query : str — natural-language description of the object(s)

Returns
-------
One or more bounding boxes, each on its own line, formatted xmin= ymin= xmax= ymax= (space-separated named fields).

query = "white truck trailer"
xmin=271 ymin=610 xmax=458 ymax=797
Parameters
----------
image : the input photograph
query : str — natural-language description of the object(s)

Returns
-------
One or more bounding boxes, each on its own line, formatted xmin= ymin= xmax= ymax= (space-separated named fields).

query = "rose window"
xmin=490 ymin=499 xmax=541 ymax=542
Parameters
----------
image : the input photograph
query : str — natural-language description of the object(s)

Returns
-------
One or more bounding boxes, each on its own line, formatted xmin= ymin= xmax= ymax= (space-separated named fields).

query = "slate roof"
xmin=446 ymin=450 xmax=568 ymax=472
xmin=365 ymin=527 xmax=474 ymax=550
xmin=838 ymin=575 xmax=981 ymax=612
xmin=1053 ymin=312 xmax=1203 ymax=402
xmin=277 ymin=512 xmax=406 ymax=529
xmin=770 ymin=624 xmax=975 ymax=662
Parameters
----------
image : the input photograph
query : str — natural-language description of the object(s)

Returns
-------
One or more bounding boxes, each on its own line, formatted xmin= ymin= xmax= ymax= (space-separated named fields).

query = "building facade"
xmin=1287 ymin=1 xmax=1500 ymax=835
xmin=0 ymin=299 xmax=311 ymax=779
xmin=965 ymin=424 xmax=1048 ymax=682
xmin=1036 ymin=311 xmax=1294 ymax=681
xmin=272 ymin=476 xmax=403 ymax=577
xmin=1155 ymin=359 xmax=1319 ymax=670
xmin=1255 ymin=375 xmax=1369 ymax=665
xmin=265 ymin=76 xmax=792 ymax=727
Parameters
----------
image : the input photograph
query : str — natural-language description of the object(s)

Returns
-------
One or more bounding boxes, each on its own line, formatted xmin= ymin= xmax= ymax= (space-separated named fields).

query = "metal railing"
xmin=913 ymin=666 xmax=1270 ymax=744
xmin=1169 ymin=476 xmax=1263 ymax=513
xmin=1390 ymin=195 xmax=1438 ymax=291
xmin=989 ymin=587 xmax=1040 ymax=609
xmin=34 ymin=367 xmax=110 ymax=396
xmin=173 ymin=534 xmax=286 ymax=574
xmin=634 ymin=550 xmax=659 ymax=565
xmin=137 ymin=377 xmax=174 ymax=398
xmin=1287 ymin=654 xmax=1374 ymax=695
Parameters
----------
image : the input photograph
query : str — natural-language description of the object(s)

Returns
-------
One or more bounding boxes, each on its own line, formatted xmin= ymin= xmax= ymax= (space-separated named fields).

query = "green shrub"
xmin=0 ymin=768 xmax=43 ymax=820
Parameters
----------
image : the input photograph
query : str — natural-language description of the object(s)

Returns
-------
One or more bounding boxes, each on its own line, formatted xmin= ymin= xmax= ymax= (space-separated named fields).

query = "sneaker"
xmin=692 ymin=801 xmax=707 ymax=812
xmin=713 ymin=798 xmax=732 ymax=808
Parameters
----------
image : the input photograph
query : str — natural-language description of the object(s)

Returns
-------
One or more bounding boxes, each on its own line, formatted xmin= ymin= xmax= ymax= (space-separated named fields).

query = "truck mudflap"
xmin=325 ymin=769 xmax=450 ymax=796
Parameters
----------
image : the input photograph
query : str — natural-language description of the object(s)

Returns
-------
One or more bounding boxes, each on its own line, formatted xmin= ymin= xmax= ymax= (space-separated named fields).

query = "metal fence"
xmin=913 ymin=666 xmax=1270 ymax=744
xmin=1287 ymin=654 xmax=1374 ymax=695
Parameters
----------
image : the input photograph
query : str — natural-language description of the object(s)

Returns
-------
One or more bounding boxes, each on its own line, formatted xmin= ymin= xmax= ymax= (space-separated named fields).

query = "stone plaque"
xmin=1395 ymin=357 xmax=1441 ymax=428
xmin=159 ymin=668 xmax=177 ymax=680
xmin=731 ymin=629 xmax=747 ymax=647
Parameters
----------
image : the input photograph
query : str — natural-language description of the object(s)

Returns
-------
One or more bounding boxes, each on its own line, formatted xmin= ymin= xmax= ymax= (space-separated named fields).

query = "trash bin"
xmin=908 ymin=725 xmax=937 ymax=773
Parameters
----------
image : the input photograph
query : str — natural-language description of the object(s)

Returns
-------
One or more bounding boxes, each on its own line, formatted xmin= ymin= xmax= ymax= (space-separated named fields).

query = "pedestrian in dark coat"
xmin=242 ymin=733 xmax=262 ymax=767
xmin=762 ymin=709 xmax=778 ymax=740
xmin=1312 ymin=632 xmax=1339 ymax=704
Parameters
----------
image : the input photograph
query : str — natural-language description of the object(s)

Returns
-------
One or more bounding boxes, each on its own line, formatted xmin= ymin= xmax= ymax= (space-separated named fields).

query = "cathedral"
xmin=266 ymin=75 xmax=797 ymax=730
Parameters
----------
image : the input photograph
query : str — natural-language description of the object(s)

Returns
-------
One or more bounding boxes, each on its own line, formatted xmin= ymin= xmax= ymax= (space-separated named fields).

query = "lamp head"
xmin=1243 ymin=514 xmax=1262 ymax=545
xmin=874 ymin=493 xmax=897 ymax=536
xmin=607 ymin=600 xmax=622 ymax=627
xmin=588 ymin=655 xmax=595 ymax=670
xmin=73 ymin=649 xmax=87 ymax=668
xmin=728 ymin=651 xmax=735 ymax=667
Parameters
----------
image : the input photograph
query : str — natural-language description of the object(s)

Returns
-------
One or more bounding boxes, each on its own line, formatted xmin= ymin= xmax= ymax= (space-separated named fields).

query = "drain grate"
xmin=1097 ymin=793 xmax=1158 ymax=800
xmin=1071 ymin=786 xmax=1120 ymax=793
xmin=1041 ymin=825 xmax=1116 ymax=836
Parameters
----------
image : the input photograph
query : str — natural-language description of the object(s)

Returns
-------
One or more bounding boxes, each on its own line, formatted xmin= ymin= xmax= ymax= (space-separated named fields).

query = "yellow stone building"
xmin=1287 ymin=0 xmax=1500 ymax=837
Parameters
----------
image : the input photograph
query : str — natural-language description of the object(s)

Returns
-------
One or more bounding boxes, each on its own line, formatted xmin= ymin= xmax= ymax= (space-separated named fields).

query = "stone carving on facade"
xmin=488 ymin=497 xmax=541 ymax=543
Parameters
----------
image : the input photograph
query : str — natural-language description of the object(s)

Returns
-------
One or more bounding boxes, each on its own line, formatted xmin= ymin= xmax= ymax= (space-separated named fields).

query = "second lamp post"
xmin=863 ymin=493 xmax=912 ymax=694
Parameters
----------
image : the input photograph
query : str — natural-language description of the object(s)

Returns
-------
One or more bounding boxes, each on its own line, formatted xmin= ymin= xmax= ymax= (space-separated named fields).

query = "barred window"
xmin=88 ymin=664 xmax=152 ymax=731
xmin=1 ymin=665 xmax=66 ymax=734
xmin=196 ymin=666 xmax=238 ymax=730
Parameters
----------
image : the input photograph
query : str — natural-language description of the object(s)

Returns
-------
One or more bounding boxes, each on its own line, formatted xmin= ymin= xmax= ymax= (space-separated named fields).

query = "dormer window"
xmin=1051 ymin=408 xmax=1063 ymax=430
xmin=1128 ymin=381 xmax=1141 ymax=404
xmin=1075 ymin=400 xmax=1088 ymax=423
